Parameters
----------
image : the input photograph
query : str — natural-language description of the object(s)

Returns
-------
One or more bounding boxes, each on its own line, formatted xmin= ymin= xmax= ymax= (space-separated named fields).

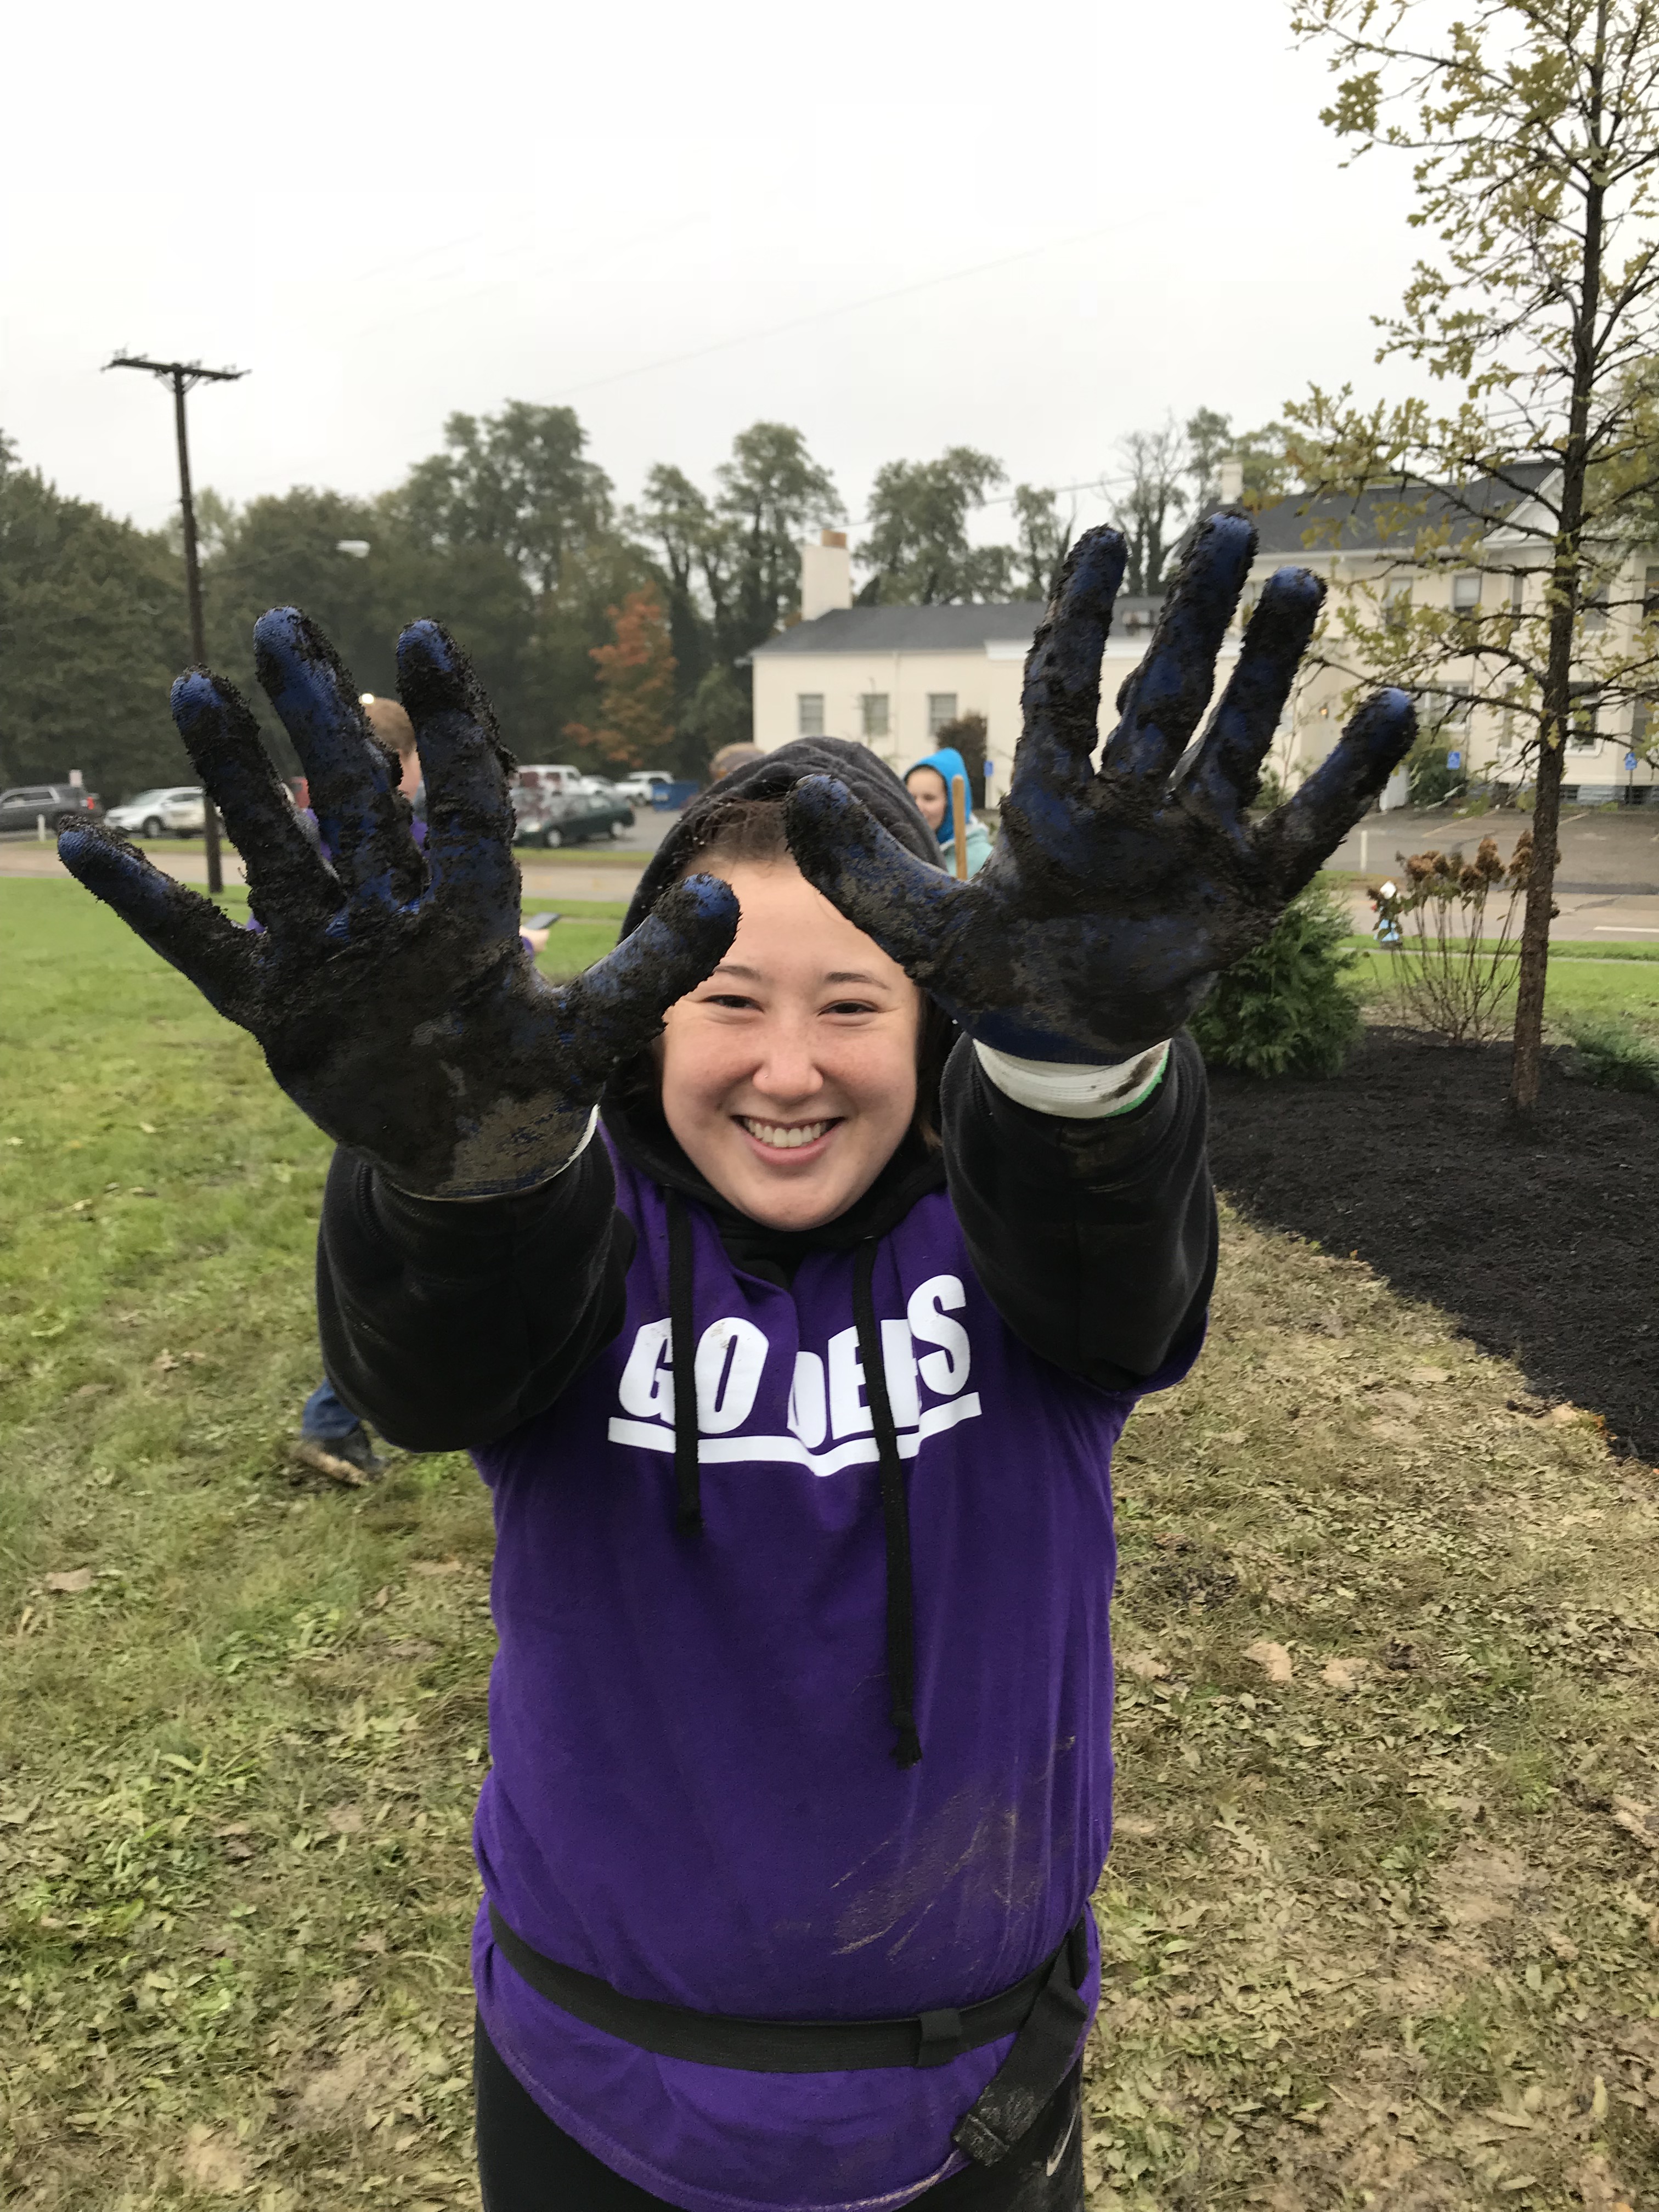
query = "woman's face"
xmin=658 ymin=860 xmax=922 ymax=1231
xmin=905 ymin=767 xmax=948 ymax=832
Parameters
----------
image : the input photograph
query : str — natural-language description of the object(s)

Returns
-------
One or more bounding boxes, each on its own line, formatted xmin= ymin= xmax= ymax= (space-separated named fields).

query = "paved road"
xmin=10 ymin=811 xmax=1659 ymax=942
xmin=1330 ymin=804 xmax=1659 ymax=891
xmin=0 ymin=833 xmax=655 ymax=907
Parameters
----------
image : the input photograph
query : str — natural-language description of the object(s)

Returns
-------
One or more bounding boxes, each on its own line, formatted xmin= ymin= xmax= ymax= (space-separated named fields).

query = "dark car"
xmin=0 ymin=783 xmax=103 ymax=836
xmin=522 ymin=785 xmax=635 ymax=849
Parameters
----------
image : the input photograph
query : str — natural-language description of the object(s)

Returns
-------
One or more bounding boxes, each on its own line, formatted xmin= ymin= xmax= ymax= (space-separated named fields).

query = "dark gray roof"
xmin=754 ymin=595 xmax=1166 ymax=655
xmin=1227 ymin=459 xmax=1558 ymax=558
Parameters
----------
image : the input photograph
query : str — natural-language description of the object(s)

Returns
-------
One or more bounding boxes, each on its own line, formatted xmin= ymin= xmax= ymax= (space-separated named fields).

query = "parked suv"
xmin=0 ymin=783 xmax=103 ymax=835
xmin=104 ymin=786 xmax=207 ymax=838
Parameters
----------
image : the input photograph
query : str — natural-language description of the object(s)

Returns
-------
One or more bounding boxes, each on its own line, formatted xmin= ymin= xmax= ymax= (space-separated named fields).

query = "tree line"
xmin=0 ymin=400 xmax=1284 ymax=802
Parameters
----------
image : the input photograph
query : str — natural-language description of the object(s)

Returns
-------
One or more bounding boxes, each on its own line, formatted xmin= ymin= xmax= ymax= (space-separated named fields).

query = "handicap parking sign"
xmin=1628 ymin=752 xmax=1639 ymax=771
xmin=1447 ymin=750 xmax=1463 ymax=770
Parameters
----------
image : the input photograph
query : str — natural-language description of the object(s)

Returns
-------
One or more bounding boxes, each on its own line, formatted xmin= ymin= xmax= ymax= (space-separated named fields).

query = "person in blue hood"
xmin=905 ymin=745 xmax=993 ymax=878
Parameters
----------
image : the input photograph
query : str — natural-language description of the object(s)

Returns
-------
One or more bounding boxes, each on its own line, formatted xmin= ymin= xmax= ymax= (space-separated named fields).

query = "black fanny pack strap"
xmin=487 ymin=1902 xmax=1090 ymax=2107
xmin=950 ymin=1918 xmax=1091 ymax=2167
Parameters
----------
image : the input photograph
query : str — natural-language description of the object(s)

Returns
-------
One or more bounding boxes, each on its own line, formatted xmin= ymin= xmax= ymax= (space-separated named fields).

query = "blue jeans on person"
xmin=302 ymin=1380 xmax=361 ymax=1443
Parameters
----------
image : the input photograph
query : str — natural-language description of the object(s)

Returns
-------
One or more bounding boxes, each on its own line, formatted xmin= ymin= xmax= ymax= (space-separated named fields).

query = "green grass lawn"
xmin=1346 ymin=940 xmax=1659 ymax=1031
xmin=7 ymin=881 xmax=1659 ymax=2210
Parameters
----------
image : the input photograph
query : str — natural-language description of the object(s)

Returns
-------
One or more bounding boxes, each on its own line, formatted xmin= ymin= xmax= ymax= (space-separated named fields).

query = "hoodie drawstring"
xmin=854 ymin=1239 xmax=923 ymax=1769
xmin=667 ymin=1199 xmax=920 ymax=1767
xmin=667 ymin=1193 xmax=702 ymax=1534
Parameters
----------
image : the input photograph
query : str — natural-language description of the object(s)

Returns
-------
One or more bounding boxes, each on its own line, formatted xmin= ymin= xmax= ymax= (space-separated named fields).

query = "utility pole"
xmin=105 ymin=353 xmax=247 ymax=894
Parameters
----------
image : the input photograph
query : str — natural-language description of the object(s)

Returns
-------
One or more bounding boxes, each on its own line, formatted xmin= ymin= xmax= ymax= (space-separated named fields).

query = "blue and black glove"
xmin=58 ymin=610 xmax=738 ymax=1198
xmin=785 ymin=512 xmax=1414 ymax=1063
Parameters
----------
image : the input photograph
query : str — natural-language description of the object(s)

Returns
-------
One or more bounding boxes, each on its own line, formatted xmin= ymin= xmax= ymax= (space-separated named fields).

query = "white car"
xmin=105 ymin=786 xmax=206 ymax=838
xmin=613 ymin=771 xmax=673 ymax=804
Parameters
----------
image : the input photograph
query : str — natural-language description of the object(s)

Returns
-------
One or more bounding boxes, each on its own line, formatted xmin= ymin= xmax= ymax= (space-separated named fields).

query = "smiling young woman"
xmin=59 ymin=520 xmax=1410 ymax=2212
xmin=658 ymin=807 xmax=923 ymax=1232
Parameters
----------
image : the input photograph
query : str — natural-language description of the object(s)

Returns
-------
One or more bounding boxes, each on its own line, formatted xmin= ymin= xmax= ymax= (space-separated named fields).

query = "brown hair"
xmin=645 ymin=797 xmax=955 ymax=1152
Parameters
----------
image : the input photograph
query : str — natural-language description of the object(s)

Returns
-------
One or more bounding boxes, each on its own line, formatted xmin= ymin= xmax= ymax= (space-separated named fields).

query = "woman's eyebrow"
xmin=824 ymin=970 xmax=885 ymax=986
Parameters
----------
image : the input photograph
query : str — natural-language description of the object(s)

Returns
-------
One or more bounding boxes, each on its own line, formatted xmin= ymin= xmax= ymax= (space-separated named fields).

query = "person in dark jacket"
xmin=57 ymin=518 xmax=1412 ymax=2212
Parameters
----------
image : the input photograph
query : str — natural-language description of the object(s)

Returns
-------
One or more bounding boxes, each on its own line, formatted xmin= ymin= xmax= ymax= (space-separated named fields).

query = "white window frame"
xmin=926 ymin=693 xmax=958 ymax=736
xmin=860 ymin=692 xmax=890 ymax=740
xmin=797 ymin=693 xmax=825 ymax=738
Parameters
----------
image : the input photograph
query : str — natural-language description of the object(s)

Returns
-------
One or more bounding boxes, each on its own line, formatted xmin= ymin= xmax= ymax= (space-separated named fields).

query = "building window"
xmin=1568 ymin=686 xmax=1601 ymax=752
xmin=1645 ymin=566 xmax=1659 ymax=623
xmin=1423 ymin=685 xmax=1471 ymax=732
xmin=860 ymin=693 xmax=890 ymax=740
xmin=1452 ymin=572 xmax=1481 ymax=613
xmin=797 ymin=693 xmax=825 ymax=737
xmin=1385 ymin=580 xmax=1413 ymax=630
xmin=1581 ymin=583 xmax=1610 ymax=631
xmin=927 ymin=693 xmax=958 ymax=736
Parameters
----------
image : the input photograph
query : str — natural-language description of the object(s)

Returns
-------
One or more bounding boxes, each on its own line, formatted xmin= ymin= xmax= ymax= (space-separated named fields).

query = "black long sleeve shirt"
xmin=317 ymin=1032 xmax=1215 ymax=1452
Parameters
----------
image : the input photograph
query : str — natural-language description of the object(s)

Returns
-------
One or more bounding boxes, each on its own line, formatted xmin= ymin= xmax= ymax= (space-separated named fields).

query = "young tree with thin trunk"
xmin=1285 ymin=0 xmax=1659 ymax=1112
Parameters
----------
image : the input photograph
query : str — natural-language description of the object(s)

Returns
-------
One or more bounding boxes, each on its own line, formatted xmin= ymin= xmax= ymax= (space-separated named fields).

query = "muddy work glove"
xmin=58 ymin=612 xmax=738 ymax=1198
xmin=786 ymin=512 xmax=1414 ymax=1065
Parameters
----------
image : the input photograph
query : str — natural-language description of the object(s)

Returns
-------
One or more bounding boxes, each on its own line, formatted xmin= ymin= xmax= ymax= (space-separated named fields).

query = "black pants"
xmin=475 ymin=2015 xmax=1084 ymax=2212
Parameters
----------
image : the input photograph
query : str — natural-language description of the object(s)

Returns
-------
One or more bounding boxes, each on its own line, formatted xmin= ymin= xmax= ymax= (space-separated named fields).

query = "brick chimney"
xmin=800 ymin=528 xmax=853 ymax=621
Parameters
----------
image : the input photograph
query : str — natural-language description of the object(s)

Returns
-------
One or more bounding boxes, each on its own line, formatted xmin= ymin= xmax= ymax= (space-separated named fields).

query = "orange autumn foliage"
xmin=563 ymin=589 xmax=677 ymax=771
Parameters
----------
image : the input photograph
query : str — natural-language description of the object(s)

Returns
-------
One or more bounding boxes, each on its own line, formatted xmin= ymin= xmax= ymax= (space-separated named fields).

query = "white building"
xmin=754 ymin=467 xmax=1659 ymax=806
xmin=751 ymin=531 xmax=1190 ymax=800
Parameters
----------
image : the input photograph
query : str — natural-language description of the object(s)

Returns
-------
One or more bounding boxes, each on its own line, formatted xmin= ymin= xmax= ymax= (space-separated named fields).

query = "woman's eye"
xmin=824 ymin=1000 xmax=877 ymax=1017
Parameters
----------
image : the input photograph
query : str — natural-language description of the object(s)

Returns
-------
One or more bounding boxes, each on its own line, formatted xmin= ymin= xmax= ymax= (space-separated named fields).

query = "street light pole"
xmin=106 ymin=353 xmax=247 ymax=894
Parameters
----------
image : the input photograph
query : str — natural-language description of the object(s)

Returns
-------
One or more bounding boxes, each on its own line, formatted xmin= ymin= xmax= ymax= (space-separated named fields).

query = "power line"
xmin=551 ymin=224 xmax=1114 ymax=402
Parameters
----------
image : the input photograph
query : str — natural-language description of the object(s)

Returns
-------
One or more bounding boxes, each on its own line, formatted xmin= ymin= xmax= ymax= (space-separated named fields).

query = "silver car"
xmin=104 ymin=786 xmax=207 ymax=838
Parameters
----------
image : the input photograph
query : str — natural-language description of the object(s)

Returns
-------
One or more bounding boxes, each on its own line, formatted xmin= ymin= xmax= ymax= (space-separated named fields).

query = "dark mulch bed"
xmin=1207 ymin=1025 xmax=1659 ymax=1462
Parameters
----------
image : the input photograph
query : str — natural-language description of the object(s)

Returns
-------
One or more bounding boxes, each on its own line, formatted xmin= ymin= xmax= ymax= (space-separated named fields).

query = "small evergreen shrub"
xmin=1560 ymin=1014 xmax=1659 ymax=1093
xmin=1190 ymin=882 xmax=1363 ymax=1078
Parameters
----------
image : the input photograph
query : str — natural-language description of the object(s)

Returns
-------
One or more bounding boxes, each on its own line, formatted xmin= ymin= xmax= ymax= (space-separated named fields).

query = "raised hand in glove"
xmin=58 ymin=611 xmax=738 ymax=1197
xmin=785 ymin=512 xmax=1414 ymax=1063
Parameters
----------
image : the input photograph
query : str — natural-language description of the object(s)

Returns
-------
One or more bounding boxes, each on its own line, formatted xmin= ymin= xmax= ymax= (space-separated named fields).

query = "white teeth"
xmin=742 ymin=1119 xmax=831 ymax=1150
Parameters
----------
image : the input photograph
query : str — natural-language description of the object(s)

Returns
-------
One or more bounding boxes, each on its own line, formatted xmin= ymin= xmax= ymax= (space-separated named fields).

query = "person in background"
xmin=709 ymin=742 xmax=764 ymax=782
xmin=905 ymin=744 xmax=992 ymax=878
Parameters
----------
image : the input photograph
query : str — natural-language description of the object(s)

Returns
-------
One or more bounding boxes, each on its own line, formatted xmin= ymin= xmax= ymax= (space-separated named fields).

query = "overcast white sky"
xmin=1 ymin=0 xmax=1426 ymax=548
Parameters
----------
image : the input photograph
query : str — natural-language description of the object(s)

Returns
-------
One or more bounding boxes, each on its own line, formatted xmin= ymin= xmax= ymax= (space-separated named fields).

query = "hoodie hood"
xmin=605 ymin=736 xmax=949 ymax=1260
xmin=904 ymin=746 xmax=974 ymax=845
xmin=620 ymin=738 xmax=940 ymax=940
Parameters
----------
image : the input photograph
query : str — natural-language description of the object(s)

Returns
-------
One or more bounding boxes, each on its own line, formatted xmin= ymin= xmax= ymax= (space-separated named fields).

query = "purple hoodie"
xmin=467 ymin=1130 xmax=1190 ymax=2210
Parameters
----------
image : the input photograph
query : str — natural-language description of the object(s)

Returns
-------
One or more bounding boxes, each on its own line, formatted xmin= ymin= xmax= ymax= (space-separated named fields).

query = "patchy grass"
xmin=1097 ymin=1216 xmax=1659 ymax=2210
xmin=6 ymin=879 xmax=1659 ymax=2210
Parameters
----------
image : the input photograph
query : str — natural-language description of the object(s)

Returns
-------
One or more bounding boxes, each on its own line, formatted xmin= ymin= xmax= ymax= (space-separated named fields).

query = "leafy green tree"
xmin=1182 ymin=408 xmax=1299 ymax=513
xmin=1286 ymin=0 xmax=1659 ymax=1111
xmin=0 ymin=450 xmax=190 ymax=801
xmin=858 ymin=448 xmax=1012 ymax=604
xmin=712 ymin=423 xmax=843 ymax=654
xmin=400 ymin=402 xmax=613 ymax=596
xmin=1009 ymin=486 xmax=1071 ymax=602
xmin=629 ymin=462 xmax=719 ymax=709
xmin=675 ymin=664 xmax=750 ymax=781
xmin=200 ymin=486 xmax=536 ymax=769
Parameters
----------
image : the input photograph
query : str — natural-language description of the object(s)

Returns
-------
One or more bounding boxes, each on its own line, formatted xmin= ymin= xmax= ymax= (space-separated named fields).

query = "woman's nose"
xmin=750 ymin=1024 xmax=823 ymax=1103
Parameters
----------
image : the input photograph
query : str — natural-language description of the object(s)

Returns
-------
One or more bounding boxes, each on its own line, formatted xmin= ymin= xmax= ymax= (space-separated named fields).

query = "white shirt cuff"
xmin=974 ymin=1040 xmax=1170 ymax=1120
